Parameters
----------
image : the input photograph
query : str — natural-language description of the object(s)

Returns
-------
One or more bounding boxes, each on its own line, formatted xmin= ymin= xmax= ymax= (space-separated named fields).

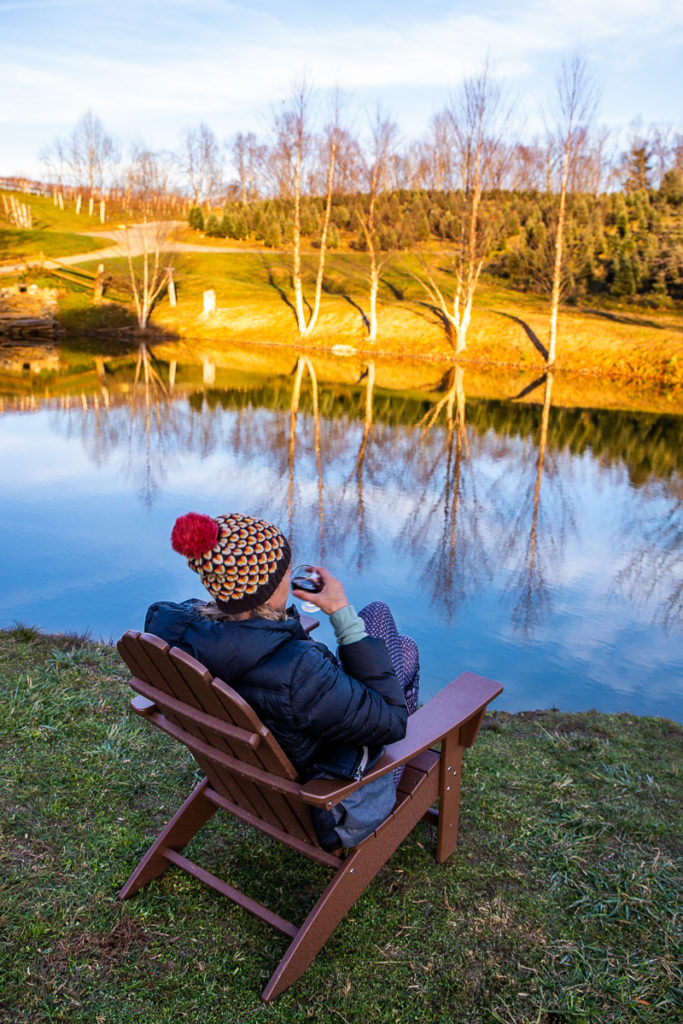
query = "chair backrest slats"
xmin=165 ymin=643 xmax=307 ymax=837
xmin=120 ymin=632 xmax=260 ymax=817
xmin=125 ymin=676 xmax=261 ymax=748
xmin=211 ymin=678 xmax=319 ymax=845
xmin=118 ymin=632 xmax=320 ymax=848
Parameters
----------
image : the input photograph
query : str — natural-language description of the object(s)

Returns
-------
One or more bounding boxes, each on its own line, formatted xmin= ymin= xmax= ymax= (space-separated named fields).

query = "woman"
xmin=145 ymin=511 xmax=420 ymax=850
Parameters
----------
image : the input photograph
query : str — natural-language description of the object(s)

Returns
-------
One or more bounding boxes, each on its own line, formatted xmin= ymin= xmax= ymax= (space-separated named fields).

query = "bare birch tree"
xmin=413 ymin=64 xmax=510 ymax=353
xmin=230 ymin=132 xmax=266 ymax=202
xmin=41 ymin=110 xmax=118 ymax=195
xmin=271 ymin=82 xmax=339 ymax=336
xmin=115 ymin=222 xmax=174 ymax=330
xmin=123 ymin=144 xmax=176 ymax=213
xmin=355 ymin=108 xmax=399 ymax=342
xmin=547 ymin=55 xmax=598 ymax=365
xmin=181 ymin=123 xmax=222 ymax=207
xmin=423 ymin=110 xmax=453 ymax=190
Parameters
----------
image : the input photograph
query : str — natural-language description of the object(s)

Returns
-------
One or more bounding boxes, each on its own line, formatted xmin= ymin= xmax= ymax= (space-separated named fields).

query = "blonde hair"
xmin=199 ymin=601 xmax=288 ymax=623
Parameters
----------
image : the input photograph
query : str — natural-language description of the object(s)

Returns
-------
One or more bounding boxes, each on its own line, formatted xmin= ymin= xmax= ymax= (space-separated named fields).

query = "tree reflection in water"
xmin=11 ymin=351 xmax=681 ymax=638
xmin=287 ymin=354 xmax=325 ymax=555
xmin=133 ymin=343 xmax=169 ymax=508
xmin=506 ymin=370 xmax=564 ymax=634
xmin=396 ymin=364 xmax=491 ymax=620
xmin=346 ymin=360 xmax=375 ymax=573
xmin=615 ymin=488 xmax=683 ymax=629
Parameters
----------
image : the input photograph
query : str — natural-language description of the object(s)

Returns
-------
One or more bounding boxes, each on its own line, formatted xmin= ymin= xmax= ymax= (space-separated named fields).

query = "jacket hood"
xmin=144 ymin=599 xmax=308 ymax=684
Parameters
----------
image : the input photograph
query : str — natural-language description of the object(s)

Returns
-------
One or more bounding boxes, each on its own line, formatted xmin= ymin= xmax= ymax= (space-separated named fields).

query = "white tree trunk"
xmin=304 ymin=126 xmax=337 ymax=337
xmin=548 ymin=144 xmax=569 ymax=366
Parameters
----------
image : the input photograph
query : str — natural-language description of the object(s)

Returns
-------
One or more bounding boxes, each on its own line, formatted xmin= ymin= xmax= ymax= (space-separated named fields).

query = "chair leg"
xmin=435 ymin=733 xmax=463 ymax=864
xmin=262 ymin=762 xmax=439 ymax=1002
xmin=119 ymin=778 xmax=217 ymax=899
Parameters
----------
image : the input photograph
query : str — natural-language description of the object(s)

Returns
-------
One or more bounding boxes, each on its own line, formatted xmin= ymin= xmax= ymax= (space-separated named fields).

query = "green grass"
xmin=1 ymin=627 xmax=680 ymax=1023
xmin=1 ymin=189 xmax=156 ymax=235
xmin=0 ymin=227 xmax=109 ymax=262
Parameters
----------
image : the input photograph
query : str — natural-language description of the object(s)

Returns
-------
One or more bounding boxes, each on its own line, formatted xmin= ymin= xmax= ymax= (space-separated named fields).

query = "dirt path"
xmin=0 ymin=221 xmax=266 ymax=277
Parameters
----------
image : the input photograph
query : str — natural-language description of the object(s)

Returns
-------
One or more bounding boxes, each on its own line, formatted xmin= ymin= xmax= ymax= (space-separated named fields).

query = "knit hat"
xmin=171 ymin=512 xmax=291 ymax=613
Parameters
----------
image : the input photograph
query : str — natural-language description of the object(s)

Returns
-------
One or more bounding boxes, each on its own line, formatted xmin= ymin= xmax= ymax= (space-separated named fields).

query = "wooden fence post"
xmin=93 ymin=264 xmax=105 ymax=303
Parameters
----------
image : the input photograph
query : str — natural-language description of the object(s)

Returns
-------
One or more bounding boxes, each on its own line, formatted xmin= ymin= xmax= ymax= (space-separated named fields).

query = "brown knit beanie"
xmin=171 ymin=512 xmax=291 ymax=613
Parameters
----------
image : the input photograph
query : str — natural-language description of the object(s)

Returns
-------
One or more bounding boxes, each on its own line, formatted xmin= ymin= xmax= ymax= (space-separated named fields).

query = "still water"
xmin=1 ymin=348 xmax=681 ymax=721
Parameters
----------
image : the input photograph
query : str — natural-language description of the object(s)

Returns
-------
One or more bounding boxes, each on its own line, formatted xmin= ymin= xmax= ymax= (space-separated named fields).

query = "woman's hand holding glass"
xmin=291 ymin=565 xmax=349 ymax=616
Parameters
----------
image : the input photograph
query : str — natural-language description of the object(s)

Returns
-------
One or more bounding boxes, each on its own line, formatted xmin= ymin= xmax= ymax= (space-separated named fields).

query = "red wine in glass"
xmin=291 ymin=564 xmax=322 ymax=612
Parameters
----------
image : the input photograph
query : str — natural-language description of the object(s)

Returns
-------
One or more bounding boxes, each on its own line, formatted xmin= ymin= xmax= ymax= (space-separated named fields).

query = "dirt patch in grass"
xmin=52 ymin=914 xmax=151 ymax=968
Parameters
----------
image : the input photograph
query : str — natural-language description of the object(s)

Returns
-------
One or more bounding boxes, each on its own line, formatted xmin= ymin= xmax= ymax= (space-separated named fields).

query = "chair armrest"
xmin=380 ymin=671 xmax=503 ymax=764
xmin=300 ymin=672 xmax=502 ymax=810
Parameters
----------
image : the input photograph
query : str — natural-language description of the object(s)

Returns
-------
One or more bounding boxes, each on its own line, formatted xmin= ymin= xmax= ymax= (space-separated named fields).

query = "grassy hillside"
xmin=61 ymin=249 xmax=683 ymax=386
xmin=3 ymin=185 xmax=682 ymax=387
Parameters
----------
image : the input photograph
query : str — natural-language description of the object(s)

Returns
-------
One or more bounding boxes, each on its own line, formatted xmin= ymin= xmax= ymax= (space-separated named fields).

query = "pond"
xmin=1 ymin=342 xmax=681 ymax=722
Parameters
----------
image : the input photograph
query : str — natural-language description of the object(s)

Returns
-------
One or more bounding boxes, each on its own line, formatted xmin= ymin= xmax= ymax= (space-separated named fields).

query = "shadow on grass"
xmin=416 ymin=300 xmax=455 ymax=347
xmin=341 ymin=293 xmax=370 ymax=331
xmin=260 ymin=255 xmax=307 ymax=329
xmin=579 ymin=306 xmax=683 ymax=333
xmin=493 ymin=310 xmax=549 ymax=361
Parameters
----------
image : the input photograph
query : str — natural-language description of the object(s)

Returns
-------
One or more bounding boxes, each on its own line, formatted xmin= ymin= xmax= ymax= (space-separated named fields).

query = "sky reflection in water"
xmin=0 ymin=363 xmax=681 ymax=722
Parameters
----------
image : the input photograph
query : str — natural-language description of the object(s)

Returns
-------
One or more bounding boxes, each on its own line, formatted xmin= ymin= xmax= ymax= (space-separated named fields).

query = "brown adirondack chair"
xmin=116 ymin=627 xmax=502 ymax=1002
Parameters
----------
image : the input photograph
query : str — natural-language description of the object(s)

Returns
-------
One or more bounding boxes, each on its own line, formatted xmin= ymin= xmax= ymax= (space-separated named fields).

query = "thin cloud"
xmin=1 ymin=0 xmax=682 ymax=174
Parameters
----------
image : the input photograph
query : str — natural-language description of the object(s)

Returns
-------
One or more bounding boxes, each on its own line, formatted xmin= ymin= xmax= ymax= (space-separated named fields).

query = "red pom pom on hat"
xmin=171 ymin=513 xmax=219 ymax=559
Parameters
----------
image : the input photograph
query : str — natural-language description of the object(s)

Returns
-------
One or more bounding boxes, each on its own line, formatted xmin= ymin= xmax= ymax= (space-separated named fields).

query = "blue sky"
xmin=1 ymin=0 xmax=682 ymax=179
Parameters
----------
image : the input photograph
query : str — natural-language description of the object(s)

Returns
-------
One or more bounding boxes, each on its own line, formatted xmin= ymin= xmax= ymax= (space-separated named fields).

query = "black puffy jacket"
xmin=144 ymin=599 xmax=408 ymax=778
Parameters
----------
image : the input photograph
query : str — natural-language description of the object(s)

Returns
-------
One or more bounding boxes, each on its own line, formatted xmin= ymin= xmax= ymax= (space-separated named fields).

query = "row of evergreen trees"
xmin=188 ymin=183 xmax=683 ymax=304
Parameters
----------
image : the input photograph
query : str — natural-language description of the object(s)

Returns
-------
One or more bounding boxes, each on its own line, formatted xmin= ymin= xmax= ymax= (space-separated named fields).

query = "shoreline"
xmin=2 ymin=627 xmax=680 ymax=726
xmin=2 ymin=330 xmax=682 ymax=416
xmin=2 ymin=243 xmax=681 ymax=390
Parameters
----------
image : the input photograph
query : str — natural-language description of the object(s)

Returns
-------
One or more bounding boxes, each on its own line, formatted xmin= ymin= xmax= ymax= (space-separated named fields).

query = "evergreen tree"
xmin=262 ymin=217 xmax=282 ymax=248
xmin=188 ymin=206 xmax=204 ymax=230
xmin=205 ymin=213 xmax=221 ymax=236
xmin=220 ymin=212 xmax=236 ymax=237
xmin=624 ymin=143 xmax=653 ymax=194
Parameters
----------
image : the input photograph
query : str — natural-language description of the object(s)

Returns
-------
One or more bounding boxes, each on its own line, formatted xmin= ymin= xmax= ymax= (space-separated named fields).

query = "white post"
xmin=168 ymin=268 xmax=177 ymax=307
xmin=203 ymin=289 xmax=216 ymax=316
xmin=202 ymin=358 xmax=216 ymax=385
xmin=76 ymin=194 xmax=82 ymax=215
xmin=89 ymin=196 xmax=94 ymax=216
xmin=100 ymin=199 xmax=105 ymax=223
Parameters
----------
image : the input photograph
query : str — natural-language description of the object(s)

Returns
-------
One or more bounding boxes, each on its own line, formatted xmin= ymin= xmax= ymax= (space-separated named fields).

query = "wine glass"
xmin=291 ymin=564 xmax=323 ymax=614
